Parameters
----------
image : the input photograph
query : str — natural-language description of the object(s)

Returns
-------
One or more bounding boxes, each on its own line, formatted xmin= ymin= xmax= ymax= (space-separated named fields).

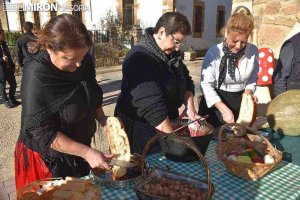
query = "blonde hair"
xmin=226 ymin=6 xmax=254 ymax=36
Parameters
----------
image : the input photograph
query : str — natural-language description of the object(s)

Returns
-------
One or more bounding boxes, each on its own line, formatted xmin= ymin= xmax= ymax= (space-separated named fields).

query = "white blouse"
xmin=200 ymin=42 xmax=259 ymax=108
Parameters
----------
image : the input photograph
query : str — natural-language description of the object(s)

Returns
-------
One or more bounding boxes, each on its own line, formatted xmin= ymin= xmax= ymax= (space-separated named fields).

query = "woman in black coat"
xmin=115 ymin=12 xmax=199 ymax=154
xmin=15 ymin=14 xmax=111 ymax=190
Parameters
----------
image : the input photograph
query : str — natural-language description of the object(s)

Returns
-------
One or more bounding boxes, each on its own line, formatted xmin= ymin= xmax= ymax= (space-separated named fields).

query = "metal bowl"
xmin=89 ymin=154 xmax=146 ymax=189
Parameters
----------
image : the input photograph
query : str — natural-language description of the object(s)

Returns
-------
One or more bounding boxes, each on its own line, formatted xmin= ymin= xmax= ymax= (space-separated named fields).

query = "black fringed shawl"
xmin=17 ymin=51 xmax=102 ymax=177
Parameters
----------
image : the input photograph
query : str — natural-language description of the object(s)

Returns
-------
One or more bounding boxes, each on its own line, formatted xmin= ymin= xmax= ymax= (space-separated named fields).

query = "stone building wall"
xmin=233 ymin=0 xmax=300 ymax=58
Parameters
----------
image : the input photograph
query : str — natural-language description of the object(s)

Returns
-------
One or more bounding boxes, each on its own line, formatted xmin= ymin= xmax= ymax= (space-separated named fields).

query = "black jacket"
xmin=0 ymin=41 xmax=15 ymax=69
xmin=273 ymin=32 xmax=300 ymax=95
xmin=15 ymin=32 xmax=39 ymax=67
xmin=115 ymin=28 xmax=194 ymax=154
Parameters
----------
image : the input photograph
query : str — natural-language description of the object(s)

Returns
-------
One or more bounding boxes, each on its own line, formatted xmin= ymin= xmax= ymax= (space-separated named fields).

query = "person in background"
xmin=15 ymin=14 xmax=111 ymax=190
xmin=15 ymin=22 xmax=39 ymax=68
xmin=32 ymin=24 xmax=41 ymax=37
xmin=88 ymin=30 xmax=96 ymax=66
xmin=199 ymin=7 xmax=259 ymax=128
xmin=115 ymin=12 xmax=199 ymax=155
xmin=271 ymin=32 xmax=300 ymax=166
xmin=273 ymin=32 xmax=300 ymax=96
xmin=0 ymin=28 xmax=20 ymax=108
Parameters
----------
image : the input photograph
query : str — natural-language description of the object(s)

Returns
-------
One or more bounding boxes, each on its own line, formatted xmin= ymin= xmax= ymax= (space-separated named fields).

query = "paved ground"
xmin=0 ymin=59 xmax=202 ymax=199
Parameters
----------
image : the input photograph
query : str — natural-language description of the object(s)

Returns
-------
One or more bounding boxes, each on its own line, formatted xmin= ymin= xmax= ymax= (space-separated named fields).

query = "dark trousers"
xmin=0 ymin=66 xmax=17 ymax=102
xmin=198 ymin=89 xmax=244 ymax=128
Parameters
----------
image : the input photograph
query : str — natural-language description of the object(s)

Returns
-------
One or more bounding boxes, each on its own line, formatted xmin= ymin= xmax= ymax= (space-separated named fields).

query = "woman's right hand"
xmin=215 ymin=101 xmax=235 ymax=124
xmin=221 ymin=107 xmax=235 ymax=123
xmin=84 ymin=148 xmax=112 ymax=170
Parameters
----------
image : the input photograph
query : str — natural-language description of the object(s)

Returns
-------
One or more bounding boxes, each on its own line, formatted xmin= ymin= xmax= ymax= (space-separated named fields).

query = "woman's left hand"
xmin=244 ymin=90 xmax=258 ymax=103
xmin=96 ymin=106 xmax=108 ymax=126
xmin=250 ymin=94 xmax=258 ymax=103
xmin=98 ymin=115 xmax=108 ymax=126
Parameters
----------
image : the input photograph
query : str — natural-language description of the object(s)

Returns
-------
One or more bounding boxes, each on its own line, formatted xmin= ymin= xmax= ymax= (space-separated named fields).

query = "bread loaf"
xmin=105 ymin=117 xmax=131 ymax=178
xmin=236 ymin=93 xmax=256 ymax=126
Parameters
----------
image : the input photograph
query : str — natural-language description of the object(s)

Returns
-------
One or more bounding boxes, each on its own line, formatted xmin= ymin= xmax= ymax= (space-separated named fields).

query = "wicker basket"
xmin=135 ymin=133 xmax=214 ymax=200
xmin=17 ymin=177 xmax=100 ymax=200
xmin=216 ymin=123 xmax=282 ymax=180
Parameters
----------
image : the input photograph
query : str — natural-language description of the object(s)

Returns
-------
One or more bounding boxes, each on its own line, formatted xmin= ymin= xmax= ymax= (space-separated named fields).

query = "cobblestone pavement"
xmin=0 ymin=59 xmax=202 ymax=199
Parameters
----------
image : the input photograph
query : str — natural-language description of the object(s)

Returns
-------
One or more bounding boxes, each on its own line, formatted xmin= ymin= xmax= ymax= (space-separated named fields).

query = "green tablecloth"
xmin=89 ymin=141 xmax=300 ymax=200
xmin=270 ymin=131 xmax=300 ymax=166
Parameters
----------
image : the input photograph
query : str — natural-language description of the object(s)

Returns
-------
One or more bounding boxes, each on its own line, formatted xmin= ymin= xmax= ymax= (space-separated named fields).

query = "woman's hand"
xmin=215 ymin=101 xmax=234 ymax=123
xmin=95 ymin=106 xmax=108 ymax=126
xmin=51 ymin=132 xmax=112 ymax=170
xmin=244 ymin=90 xmax=258 ymax=103
xmin=84 ymin=148 xmax=112 ymax=170
xmin=98 ymin=115 xmax=108 ymax=127
xmin=183 ymin=91 xmax=202 ymax=124
xmin=221 ymin=107 xmax=235 ymax=123
xmin=186 ymin=108 xmax=201 ymax=121
xmin=249 ymin=94 xmax=258 ymax=103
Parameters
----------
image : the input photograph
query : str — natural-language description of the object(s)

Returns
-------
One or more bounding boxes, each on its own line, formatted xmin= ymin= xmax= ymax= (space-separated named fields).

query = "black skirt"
xmin=198 ymin=89 xmax=244 ymax=128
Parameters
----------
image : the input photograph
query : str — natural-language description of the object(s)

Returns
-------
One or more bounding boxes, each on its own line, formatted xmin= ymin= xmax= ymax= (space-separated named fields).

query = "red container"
xmin=257 ymin=48 xmax=275 ymax=86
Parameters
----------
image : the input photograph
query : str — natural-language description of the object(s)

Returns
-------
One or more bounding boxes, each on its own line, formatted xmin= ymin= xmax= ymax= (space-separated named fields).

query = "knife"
xmin=109 ymin=159 xmax=138 ymax=168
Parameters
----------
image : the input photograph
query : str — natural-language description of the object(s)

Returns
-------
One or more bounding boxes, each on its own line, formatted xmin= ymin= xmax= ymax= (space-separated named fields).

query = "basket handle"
xmin=141 ymin=132 xmax=214 ymax=199
xmin=217 ymin=123 xmax=279 ymax=159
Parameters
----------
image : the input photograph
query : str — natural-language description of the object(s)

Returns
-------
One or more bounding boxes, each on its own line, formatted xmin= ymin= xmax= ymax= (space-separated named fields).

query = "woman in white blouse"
xmin=199 ymin=7 xmax=258 ymax=127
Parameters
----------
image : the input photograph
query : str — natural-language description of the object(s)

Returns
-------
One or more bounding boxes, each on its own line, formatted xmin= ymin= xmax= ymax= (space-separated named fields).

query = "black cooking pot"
xmin=159 ymin=119 xmax=215 ymax=162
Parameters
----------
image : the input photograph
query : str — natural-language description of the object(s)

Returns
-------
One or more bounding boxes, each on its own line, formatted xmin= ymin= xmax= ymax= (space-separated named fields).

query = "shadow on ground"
xmin=97 ymin=79 xmax=121 ymax=107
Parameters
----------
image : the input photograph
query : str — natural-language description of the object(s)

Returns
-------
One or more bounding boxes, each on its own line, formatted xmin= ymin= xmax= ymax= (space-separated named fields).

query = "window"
xmin=33 ymin=11 xmax=40 ymax=28
xmin=72 ymin=0 xmax=82 ymax=21
xmin=19 ymin=9 xmax=25 ymax=32
xmin=123 ymin=0 xmax=134 ymax=30
xmin=216 ymin=6 xmax=225 ymax=37
xmin=192 ymin=0 xmax=205 ymax=38
xmin=162 ymin=0 xmax=174 ymax=13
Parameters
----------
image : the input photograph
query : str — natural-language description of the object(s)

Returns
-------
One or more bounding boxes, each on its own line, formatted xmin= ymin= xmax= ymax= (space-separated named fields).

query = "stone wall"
xmin=233 ymin=0 xmax=300 ymax=58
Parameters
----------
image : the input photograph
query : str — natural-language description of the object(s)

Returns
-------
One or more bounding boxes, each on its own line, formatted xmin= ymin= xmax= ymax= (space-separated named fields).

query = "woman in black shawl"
xmin=115 ymin=12 xmax=199 ymax=155
xmin=15 ymin=14 xmax=111 ymax=190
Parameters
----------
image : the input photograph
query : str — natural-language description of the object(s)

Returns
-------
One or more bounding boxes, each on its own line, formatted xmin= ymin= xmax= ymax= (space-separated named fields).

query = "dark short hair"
xmin=154 ymin=12 xmax=191 ymax=36
xmin=23 ymin=22 xmax=34 ymax=32
xmin=38 ymin=14 xmax=92 ymax=52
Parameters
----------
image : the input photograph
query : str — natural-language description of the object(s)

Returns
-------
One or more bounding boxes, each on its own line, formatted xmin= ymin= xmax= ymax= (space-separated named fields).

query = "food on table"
xmin=18 ymin=177 xmax=100 ymax=200
xmin=105 ymin=117 xmax=131 ymax=179
xmin=18 ymin=192 xmax=39 ymax=200
xmin=227 ymin=155 xmax=237 ymax=161
xmin=226 ymin=146 xmax=274 ymax=164
xmin=267 ymin=90 xmax=300 ymax=136
xmin=142 ymin=177 xmax=203 ymax=200
xmin=236 ymin=93 xmax=256 ymax=126
xmin=237 ymin=156 xmax=252 ymax=163
xmin=251 ymin=116 xmax=269 ymax=130
xmin=172 ymin=122 xmax=213 ymax=137
xmin=264 ymin=155 xmax=275 ymax=164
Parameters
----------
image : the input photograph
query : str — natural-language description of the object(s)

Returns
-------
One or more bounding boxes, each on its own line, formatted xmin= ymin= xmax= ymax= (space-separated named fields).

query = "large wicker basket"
xmin=216 ymin=123 xmax=282 ymax=180
xmin=135 ymin=133 xmax=214 ymax=200
xmin=17 ymin=177 xmax=101 ymax=200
